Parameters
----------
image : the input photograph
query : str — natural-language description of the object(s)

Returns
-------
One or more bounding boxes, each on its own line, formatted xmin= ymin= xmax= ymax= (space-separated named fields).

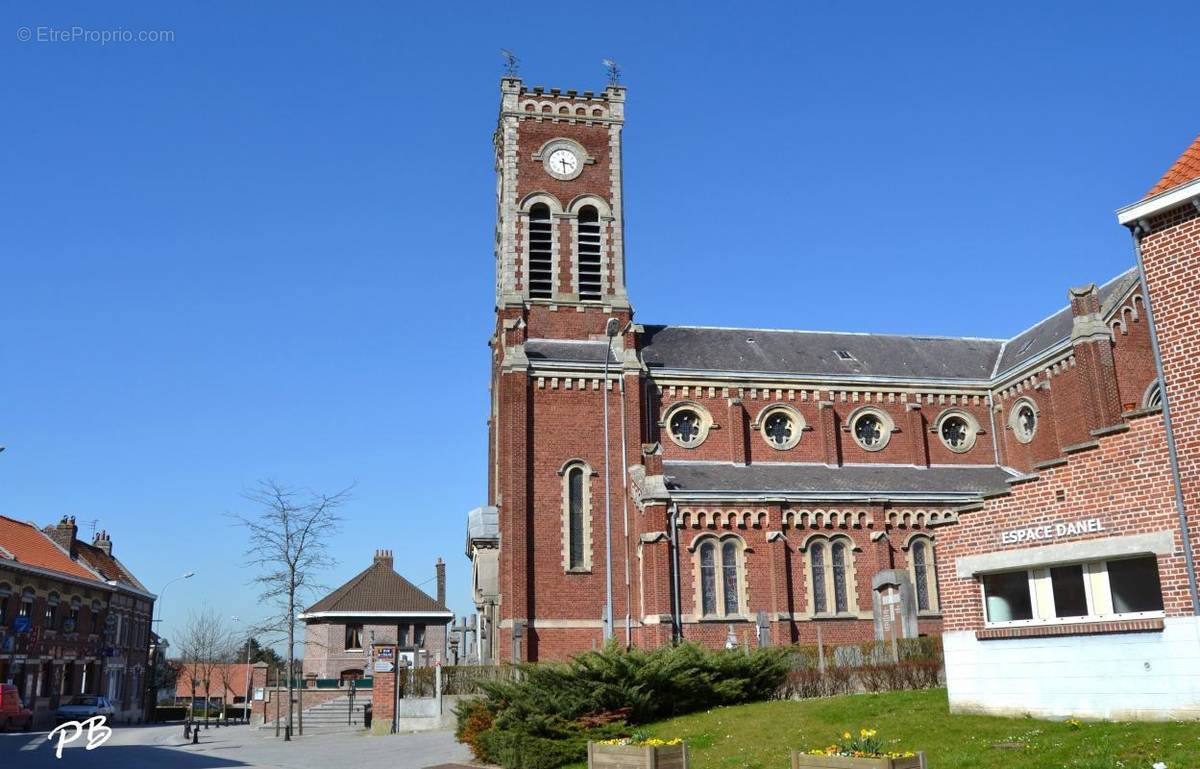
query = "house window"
xmin=982 ymin=555 xmax=1164 ymax=626
xmin=807 ymin=536 xmax=858 ymax=616
xmin=345 ymin=624 xmax=363 ymax=651
xmin=413 ymin=624 xmax=426 ymax=647
xmin=398 ymin=624 xmax=410 ymax=647
xmin=1010 ymin=398 xmax=1039 ymax=444
xmin=561 ymin=461 xmax=592 ymax=571
xmin=527 ymin=203 xmax=554 ymax=299
xmin=758 ymin=405 xmax=804 ymax=450
xmin=695 ymin=536 xmax=745 ymax=618
xmin=577 ymin=206 xmax=602 ymax=301
xmin=90 ymin=601 xmax=101 ymax=633
xmin=662 ymin=402 xmax=713 ymax=448
xmin=19 ymin=589 xmax=34 ymax=617
xmin=45 ymin=593 xmax=59 ymax=628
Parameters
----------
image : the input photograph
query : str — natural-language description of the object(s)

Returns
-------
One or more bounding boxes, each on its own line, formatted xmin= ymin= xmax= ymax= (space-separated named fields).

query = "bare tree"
xmin=232 ymin=480 xmax=347 ymax=741
xmin=177 ymin=607 xmax=230 ymax=729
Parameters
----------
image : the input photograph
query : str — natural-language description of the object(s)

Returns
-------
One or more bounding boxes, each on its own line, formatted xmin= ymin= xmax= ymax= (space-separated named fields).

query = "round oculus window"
xmin=853 ymin=413 xmax=886 ymax=449
xmin=1013 ymin=402 xmax=1038 ymax=443
xmin=668 ymin=408 xmax=706 ymax=448
xmin=938 ymin=414 xmax=976 ymax=452
xmin=761 ymin=409 xmax=800 ymax=450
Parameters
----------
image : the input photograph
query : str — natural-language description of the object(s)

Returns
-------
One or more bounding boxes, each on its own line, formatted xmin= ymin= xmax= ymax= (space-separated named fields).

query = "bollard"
xmin=191 ymin=726 xmax=199 ymax=744
xmin=184 ymin=721 xmax=191 ymax=739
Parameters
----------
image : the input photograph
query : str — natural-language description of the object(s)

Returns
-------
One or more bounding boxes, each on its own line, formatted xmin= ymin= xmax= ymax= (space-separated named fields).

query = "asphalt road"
xmin=0 ymin=723 xmax=471 ymax=769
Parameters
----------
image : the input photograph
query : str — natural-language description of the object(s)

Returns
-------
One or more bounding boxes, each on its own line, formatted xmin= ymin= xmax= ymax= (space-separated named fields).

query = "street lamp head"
xmin=182 ymin=571 xmax=195 ymax=579
xmin=605 ymin=317 xmax=619 ymax=338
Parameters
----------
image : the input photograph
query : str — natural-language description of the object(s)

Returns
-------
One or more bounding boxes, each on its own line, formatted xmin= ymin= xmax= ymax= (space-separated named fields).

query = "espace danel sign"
xmin=1000 ymin=518 xmax=1105 ymax=545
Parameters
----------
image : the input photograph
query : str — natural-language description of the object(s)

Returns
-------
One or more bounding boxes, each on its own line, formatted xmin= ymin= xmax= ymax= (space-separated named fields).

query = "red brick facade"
xmin=483 ymin=76 xmax=1177 ymax=665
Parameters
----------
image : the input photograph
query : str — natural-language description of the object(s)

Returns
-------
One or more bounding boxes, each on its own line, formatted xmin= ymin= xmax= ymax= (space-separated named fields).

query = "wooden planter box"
xmin=791 ymin=749 xmax=925 ymax=769
xmin=588 ymin=741 xmax=689 ymax=769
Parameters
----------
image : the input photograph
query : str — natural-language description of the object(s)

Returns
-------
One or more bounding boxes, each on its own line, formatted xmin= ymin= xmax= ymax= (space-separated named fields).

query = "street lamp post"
xmin=149 ymin=571 xmax=194 ymax=723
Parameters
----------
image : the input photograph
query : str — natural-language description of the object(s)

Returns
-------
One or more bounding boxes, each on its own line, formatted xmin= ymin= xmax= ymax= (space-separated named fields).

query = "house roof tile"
xmin=0 ymin=516 xmax=105 ymax=584
xmin=1147 ymin=134 xmax=1200 ymax=197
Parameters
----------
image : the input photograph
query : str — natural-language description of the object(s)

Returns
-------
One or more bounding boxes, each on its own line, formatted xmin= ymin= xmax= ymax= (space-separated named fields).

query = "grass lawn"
xmin=604 ymin=689 xmax=1198 ymax=769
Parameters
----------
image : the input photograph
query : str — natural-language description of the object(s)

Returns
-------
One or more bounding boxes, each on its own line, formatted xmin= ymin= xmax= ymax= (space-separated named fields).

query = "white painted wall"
xmin=944 ymin=617 xmax=1200 ymax=720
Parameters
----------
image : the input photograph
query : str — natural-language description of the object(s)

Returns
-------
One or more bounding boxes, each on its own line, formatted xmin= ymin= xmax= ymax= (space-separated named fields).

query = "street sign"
xmin=378 ymin=647 xmax=394 ymax=659
xmin=374 ymin=661 xmax=394 ymax=673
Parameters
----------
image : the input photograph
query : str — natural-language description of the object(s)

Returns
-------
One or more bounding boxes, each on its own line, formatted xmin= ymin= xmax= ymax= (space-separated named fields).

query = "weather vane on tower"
xmin=500 ymin=49 xmax=519 ymax=78
xmin=602 ymin=58 xmax=622 ymax=86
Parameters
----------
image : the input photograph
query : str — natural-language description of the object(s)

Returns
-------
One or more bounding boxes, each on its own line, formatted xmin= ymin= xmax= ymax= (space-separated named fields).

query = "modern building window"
xmin=662 ymin=402 xmax=713 ymax=449
xmin=695 ymin=535 xmax=745 ymax=618
xmin=848 ymin=407 xmax=894 ymax=451
xmin=560 ymin=460 xmax=592 ymax=571
xmin=577 ymin=205 xmax=602 ymax=301
xmin=982 ymin=555 xmax=1164 ymax=626
xmin=758 ymin=404 xmax=805 ymax=450
xmin=1010 ymin=398 xmax=1039 ymax=444
xmin=983 ymin=571 xmax=1034 ymax=622
xmin=527 ymin=203 xmax=554 ymax=299
xmin=345 ymin=624 xmax=363 ymax=651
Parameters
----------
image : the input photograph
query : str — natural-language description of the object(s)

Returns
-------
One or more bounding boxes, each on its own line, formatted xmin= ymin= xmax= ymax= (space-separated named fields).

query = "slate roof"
xmin=1147 ymin=134 xmax=1200 ymax=197
xmin=640 ymin=326 xmax=1002 ymax=381
xmin=75 ymin=539 xmax=149 ymax=593
xmin=994 ymin=268 xmax=1140 ymax=375
xmin=0 ymin=516 xmax=106 ymax=584
xmin=524 ymin=339 xmax=616 ymax=365
xmin=302 ymin=558 xmax=450 ymax=616
xmin=662 ymin=462 xmax=1016 ymax=498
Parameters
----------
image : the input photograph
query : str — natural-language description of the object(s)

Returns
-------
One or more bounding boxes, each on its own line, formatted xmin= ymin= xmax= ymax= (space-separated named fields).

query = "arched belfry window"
xmin=559 ymin=460 xmax=593 ymax=572
xmin=694 ymin=535 xmax=746 ymax=618
xmin=527 ymin=203 xmax=554 ymax=299
xmin=577 ymin=206 xmax=602 ymax=301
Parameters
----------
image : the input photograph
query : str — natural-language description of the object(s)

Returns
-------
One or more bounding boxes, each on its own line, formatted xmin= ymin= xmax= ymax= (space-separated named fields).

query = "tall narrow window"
xmin=577 ymin=205 xmax=602 ymax=300
xmin=721 ymin=541 xmax=740 ymax=616
xmin=699 ymin=542 xmax=717 ymax=616
xmin=811 ymin=543 xmax=827 ymax=614
xmin=568 ymin=467 xmax=585 ymax=569
xmin=345 ymin=624 xmax=363 ymax=651
xmin=912 ymin=541 xmax=930 ymax=611
xmin=832 ymin=542 xmax=849 ymax=614
xmin=527 ymin=203 xmax=554 ymax=299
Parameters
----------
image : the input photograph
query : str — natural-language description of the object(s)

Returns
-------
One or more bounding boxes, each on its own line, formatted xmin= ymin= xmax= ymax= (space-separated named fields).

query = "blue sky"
xmin=2 ymin=1 xmax=1198 ymax=652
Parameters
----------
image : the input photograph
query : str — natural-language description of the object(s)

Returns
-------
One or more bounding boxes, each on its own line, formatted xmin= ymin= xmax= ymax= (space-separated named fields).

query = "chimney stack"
xmin=373 ymin=549 xmax=394 ymax=570
xmin=93 ymin=529 xmax=113 ymax=556
xmin=436 ymin=557 xmax=446 ymax=606
xmin=46 ymin=515 xmax=79 ymax=556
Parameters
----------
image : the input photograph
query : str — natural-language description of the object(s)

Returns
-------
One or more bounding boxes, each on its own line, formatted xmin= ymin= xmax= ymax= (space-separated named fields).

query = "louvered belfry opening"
xmin=577 ymin=205 xmax=602 ymax=300
xmin=527 ymin=203 xmax=554 ymax=299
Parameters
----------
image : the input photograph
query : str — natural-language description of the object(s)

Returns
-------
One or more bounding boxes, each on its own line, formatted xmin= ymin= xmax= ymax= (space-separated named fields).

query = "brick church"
xmin=472 ymin=74 xmax=1200 ymax=707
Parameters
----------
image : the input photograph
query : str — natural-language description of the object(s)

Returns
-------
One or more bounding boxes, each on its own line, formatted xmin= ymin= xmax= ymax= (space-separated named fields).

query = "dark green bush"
xmin=456 ymin=641 xmax=789 ymax=769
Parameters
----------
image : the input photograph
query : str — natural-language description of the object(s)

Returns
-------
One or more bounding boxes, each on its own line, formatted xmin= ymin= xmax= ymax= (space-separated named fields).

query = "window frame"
xmin=903 ymin=534 xmax=940 ymax=615
xmin=804 ymin=534 xmax=861 ymax=617
xmin=559 ymin=460 xmax=594 ymax=573
xmin=691 ymin=534 xmax=747 ymax=620
xmin=755 ymin=403 xmax=806 ymax=451
xmin=1008 ymin=397 xmax=1040 ymax=444
xmin=344 ymin=623 xmax=364 ymax=652
xmin=980 ymin=555 xmax=1165 ymax=629
xmin=661 ymin=401 xmax=714 ymax=449
xmin=845 ymin=406 xmax=895 ymax=452
xmin=932 ymin=408 xmax=981 ymax=454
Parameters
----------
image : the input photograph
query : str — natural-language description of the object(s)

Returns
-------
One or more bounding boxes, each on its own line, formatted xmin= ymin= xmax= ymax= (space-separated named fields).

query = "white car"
xmin=54 ymin=696 xmax=115 ymax=725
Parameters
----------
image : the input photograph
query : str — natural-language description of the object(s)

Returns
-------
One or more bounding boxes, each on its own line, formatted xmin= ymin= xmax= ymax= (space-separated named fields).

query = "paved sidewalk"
xmin=0 ymin=722 xmax=471 ymax=769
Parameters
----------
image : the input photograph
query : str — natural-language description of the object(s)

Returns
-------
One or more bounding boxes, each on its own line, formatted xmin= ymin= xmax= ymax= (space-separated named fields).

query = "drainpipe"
xmin=1130 ymin=225 xmax=1200 ymax=615
xmin=619 ymin=368 xmax=632 ymax=648
xmin=986 ymin=389 xmax=1001 ymax=466
xmin=668 ymin=503 xmax=683 ymax=642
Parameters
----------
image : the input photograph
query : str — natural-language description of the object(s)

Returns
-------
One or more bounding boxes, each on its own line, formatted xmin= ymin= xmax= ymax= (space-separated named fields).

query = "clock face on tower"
xmin=547 ymin=149 xmax=578 ymax=177
xmin=539 ymin=140 xmax=587 ymax=181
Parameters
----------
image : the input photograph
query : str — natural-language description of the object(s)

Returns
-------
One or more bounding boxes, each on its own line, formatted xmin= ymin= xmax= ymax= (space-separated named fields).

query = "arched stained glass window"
xmin=568 ymin=467 xmax=585 ymax=569
xmin=832 ymin=542 xmax=848 ymax=614
xmin=699 ymin=542 xmax=717 ymax=616
xmin=721 ymin=541 xmax=740 ymax=616
xmin=913 ymin=541 xmax=930 ymax=611
xmin=811 ymin=543 xmax=827 ymax=615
